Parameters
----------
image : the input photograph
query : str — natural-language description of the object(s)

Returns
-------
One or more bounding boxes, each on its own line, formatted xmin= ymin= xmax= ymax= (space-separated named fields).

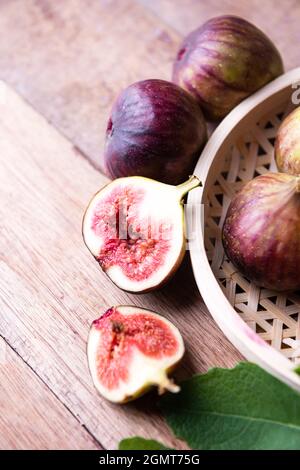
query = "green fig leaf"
xmin=294 ymin=365 xmax=300 ymax=376
xmin=119 ymin=437 xmax=169 ymax=450
xmin=160 ymin=362 xmax=300 ymax=450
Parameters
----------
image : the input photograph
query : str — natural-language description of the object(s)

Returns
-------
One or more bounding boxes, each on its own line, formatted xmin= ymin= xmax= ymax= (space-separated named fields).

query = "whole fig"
xmin=222 ymin=173 xmax=300 ymax=292
xmin=275 ymin=106 xmax=300 ymax=176
xmin=104 ymin=79 xmax=207 ymax=185
xmin=173 ymin=15 xmax=284 ymax=120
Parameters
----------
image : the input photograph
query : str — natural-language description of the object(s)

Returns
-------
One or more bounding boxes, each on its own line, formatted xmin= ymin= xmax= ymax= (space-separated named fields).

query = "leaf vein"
xmin=169 ymin=409 xmax=300 ymax=431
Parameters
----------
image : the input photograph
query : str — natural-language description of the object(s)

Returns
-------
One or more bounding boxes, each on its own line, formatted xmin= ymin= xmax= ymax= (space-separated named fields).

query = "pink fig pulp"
xmin=82 ymin=175 xmax=200 ymax=293
xmin=87 ymin=306 xmax=184 ymax=403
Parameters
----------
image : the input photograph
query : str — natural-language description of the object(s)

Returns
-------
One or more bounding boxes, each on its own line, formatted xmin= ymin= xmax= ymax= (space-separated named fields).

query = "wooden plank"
xmin=0 ymin=81 xmax=242 ymax=449
xmin=0 ymin=337 xmax=100 ymax=450
xmin=139 ymin=0 xmax=300 ymax=70
xmin=0 ymin=0 xmax=180 ymax=171
xmin=1 ymin=0 xmax=297 ymax=176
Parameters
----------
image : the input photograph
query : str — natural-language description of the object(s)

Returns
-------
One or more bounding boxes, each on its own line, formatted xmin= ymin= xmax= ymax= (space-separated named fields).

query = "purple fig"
xmin=275 ymin=106 xmax=300 ymax=176
xmin=222 ymin=173 xmax=300 ymax=292
xmin=104 ymin=79 xmax=207 ymax=185
xmin=173 ymin=15 xmax=284 ymax=120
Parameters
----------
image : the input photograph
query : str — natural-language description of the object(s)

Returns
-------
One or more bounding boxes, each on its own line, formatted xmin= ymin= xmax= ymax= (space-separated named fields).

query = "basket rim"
xmin=188 ymin=67 xmax=300 ymax=391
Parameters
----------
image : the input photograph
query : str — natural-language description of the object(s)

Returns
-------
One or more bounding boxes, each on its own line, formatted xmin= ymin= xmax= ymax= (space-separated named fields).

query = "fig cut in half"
xmin=82 ymin=175 xmax=200 ymax=292
xmin=87 ymin=305 xmax=184 ymax=403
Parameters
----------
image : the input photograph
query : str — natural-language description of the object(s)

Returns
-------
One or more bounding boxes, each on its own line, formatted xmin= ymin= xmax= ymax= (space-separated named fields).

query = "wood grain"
xmin=0 ymin=0 xmax=298 ymax=175
xmin=2 ymin=0 xmax=296 ymax=451
xmin=0 ymin=338 xmax=100 ymax=450
xmin=140 ymin=0 xmax=300 ymax=70
xmin=0 ymin=0 xmax=180 ymax=171
xmin=0 ymin=80 xmax=242 ymax=449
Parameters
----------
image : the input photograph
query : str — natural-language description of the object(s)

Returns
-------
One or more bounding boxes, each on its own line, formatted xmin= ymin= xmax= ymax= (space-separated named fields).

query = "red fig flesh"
xmin=275 ymin=106 xmax=300 ymax=176
xmin=82 ymin=175 xmax=200 ymax=292
xmin=104 ymin=79 xmax=207 ymax=185
xmin=222 ymin=173 xmax=300 ymax=291
xmin=173 ymin=15 xmax=283 ymax=120
xmin=87 ymin=306 xmax=184 ymax=403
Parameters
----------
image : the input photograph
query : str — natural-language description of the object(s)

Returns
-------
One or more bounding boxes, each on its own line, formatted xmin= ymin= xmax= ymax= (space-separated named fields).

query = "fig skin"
xmin=82 ymin=175 xmax=201 ymax=293
xmin=104 ymin=79 xmax=207 ymax=185
xmin=173 ymin=15 xmax=284 ymax=120
xmin=275 ymin=107 xmax=300 ymax=176
xmin=222 ymin=173 xmax=300 ymax=292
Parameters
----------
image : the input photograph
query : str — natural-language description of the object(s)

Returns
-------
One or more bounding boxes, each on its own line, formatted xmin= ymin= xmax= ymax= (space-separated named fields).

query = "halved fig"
xmin=87 ymin=305 xmax=184 ymax=403
xmin=82 ymin=175 xmax=200 ymax=292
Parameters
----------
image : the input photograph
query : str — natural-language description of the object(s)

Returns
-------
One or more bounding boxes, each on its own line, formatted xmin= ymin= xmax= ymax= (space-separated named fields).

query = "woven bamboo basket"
xmin=188 ymin=68 xmax=300 ymax=391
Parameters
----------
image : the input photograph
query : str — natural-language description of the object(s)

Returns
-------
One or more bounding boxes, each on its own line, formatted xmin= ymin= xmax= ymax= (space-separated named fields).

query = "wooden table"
xmin=1 ymin=0 xmax=299 ymax=450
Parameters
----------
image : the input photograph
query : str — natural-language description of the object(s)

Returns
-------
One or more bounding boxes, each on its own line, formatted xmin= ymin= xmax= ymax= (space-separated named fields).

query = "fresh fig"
xmin=275 ymin=106 xmax=300 ymax=176
xmin=172 ymin=15 xmax=284 ymax=120
xmin=82 ymin=175 xmax=200 ymax=292
xmin=87 ymin=305 xmax=184 ymax=403
xmin=103 ymin=79 xmax=207 ymax=185
xmin=222 ymin=173 xmax=300 ymax=291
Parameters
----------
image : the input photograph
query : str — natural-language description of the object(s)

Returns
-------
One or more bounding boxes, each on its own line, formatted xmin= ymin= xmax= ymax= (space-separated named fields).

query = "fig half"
xmin=87 ymin=305 xmax=184 ymax=403
xmin=82 ymin=175 xmax=200 ymax=292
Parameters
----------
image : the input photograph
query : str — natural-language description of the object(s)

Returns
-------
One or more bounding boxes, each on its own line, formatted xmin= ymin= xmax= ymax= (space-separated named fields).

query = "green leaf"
xmin=160 ymin=362 xmax=300 ymax=450
xmin=119 ymin=437 xmax=169 ymax=450
xmin=294 ymin=365 xmax=300 ymax=376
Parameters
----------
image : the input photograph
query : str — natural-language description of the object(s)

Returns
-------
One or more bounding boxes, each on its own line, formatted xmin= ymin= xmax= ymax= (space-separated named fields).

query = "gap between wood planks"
xmin=0 ymin=334 xmax=104 ymax=450
xmin=0 ymin=87 xmax=105 ymax=448
xmin=0 ymin=1 xmax=244 ymax=449
xmin=2 ymin=80 xmax=208 ymax=450
xmin=0 ymin=87 xmax=102 ymax=448
xmin=0 ymin=0 xmax=182 ymax=173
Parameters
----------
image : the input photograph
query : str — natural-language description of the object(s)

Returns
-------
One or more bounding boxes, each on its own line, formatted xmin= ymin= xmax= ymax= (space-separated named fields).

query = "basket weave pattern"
xmin=205 ymin=105 xmax=300 ymax=364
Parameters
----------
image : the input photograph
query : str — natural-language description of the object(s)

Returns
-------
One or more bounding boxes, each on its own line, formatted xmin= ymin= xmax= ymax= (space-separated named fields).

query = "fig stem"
xmin=156 ymin=373 xmax=181 ymax=395
xmin=176 ymin=175 xmax=201 ymax=200
xmin=159 ymin=380 xmax=180 ymax=395
xmin=296 ymin=177 xmax=300 ymax=193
